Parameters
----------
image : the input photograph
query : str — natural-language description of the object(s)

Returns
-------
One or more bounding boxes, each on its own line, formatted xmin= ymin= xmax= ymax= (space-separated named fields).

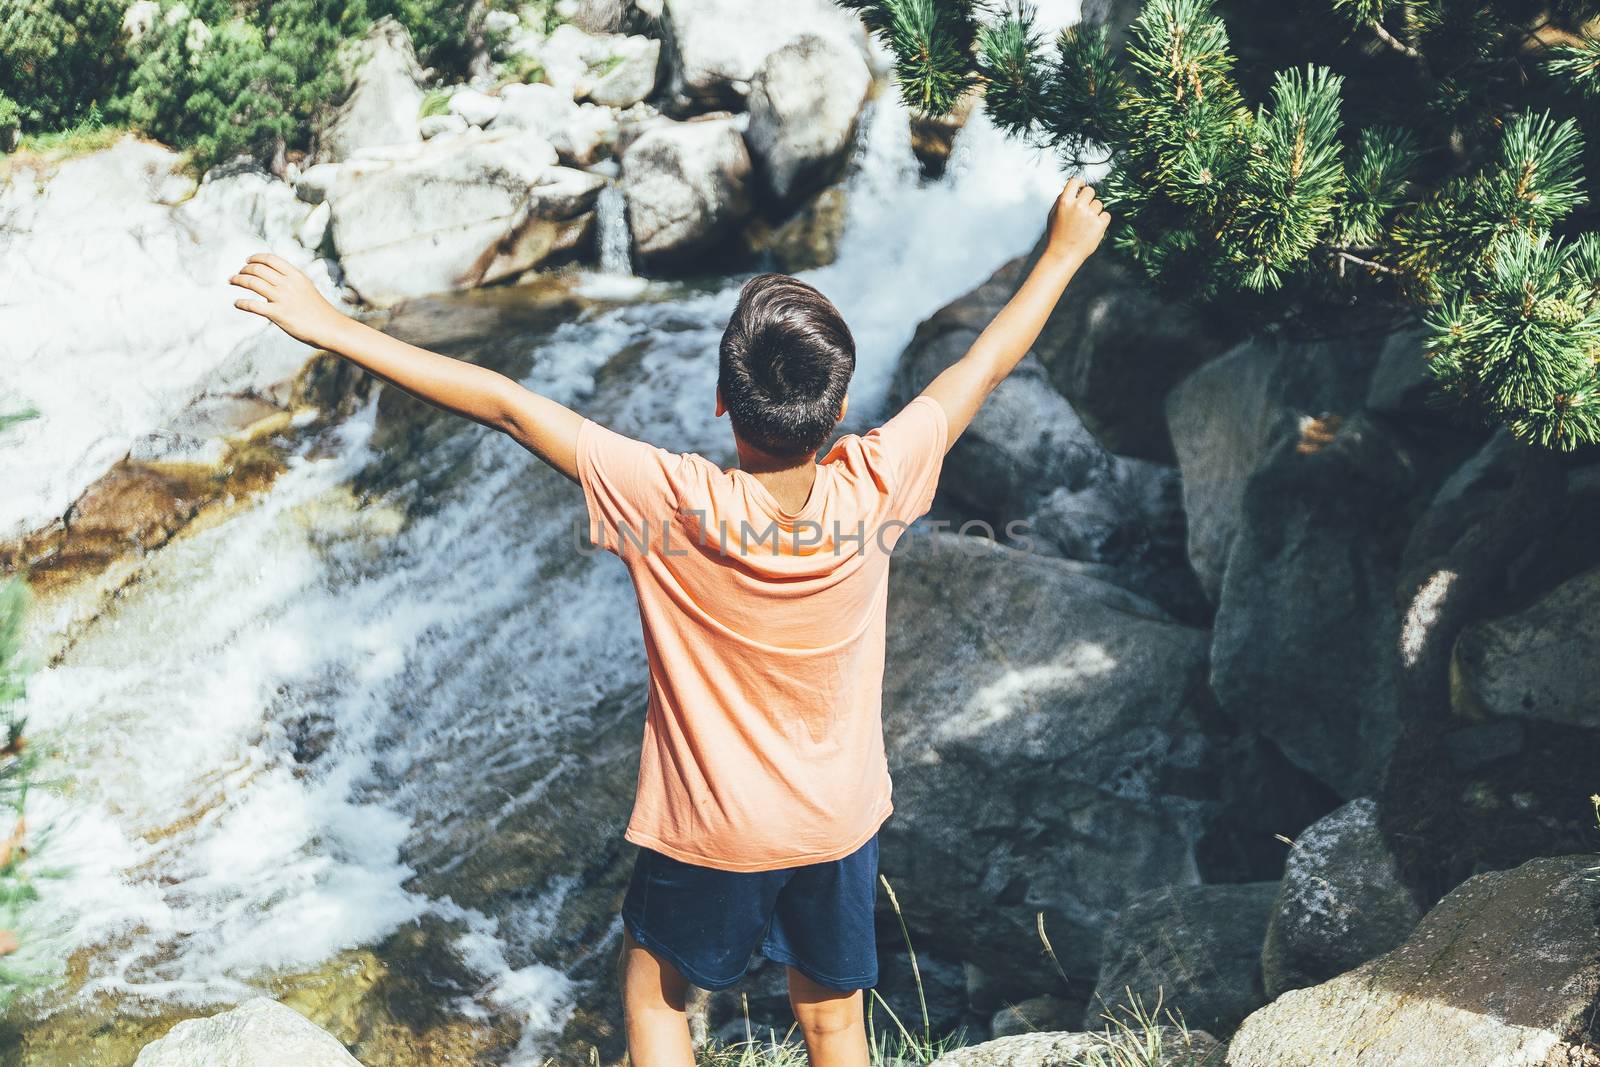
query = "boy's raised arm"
xmin=230 ymin=254 xmax=583 ymax=482
xmin=918 ymin=177 xmax=1110 ymax=449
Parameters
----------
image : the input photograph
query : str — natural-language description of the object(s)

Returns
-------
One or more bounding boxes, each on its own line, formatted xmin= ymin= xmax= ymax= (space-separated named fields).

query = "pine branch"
xmin=1546 ymin=32 xmax=1600 ymax=99
xmin=977 ymin=3 xmax=1048 ymax=138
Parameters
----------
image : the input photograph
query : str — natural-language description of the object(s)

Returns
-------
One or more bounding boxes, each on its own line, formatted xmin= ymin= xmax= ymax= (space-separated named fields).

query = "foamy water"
xmin=18 ymin=27 xmax=1079 ymax=1058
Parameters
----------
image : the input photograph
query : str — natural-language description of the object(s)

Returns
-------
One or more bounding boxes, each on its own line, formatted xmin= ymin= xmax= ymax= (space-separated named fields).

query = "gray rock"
xmin=326 ymin=131 xmax=604 ymax=306
xmin=133 ymin=998 xmax=362 ymax=1066
xmin=1226 ymin=855 xmax=1600 ymax=1067
xmin=1209 ymin=412 xmax=1418 ymax=797
xmin=620 ymin=116 xmax=752 ymax=266
xmin=448 ymin=87 xmax=503 ymax=128
xmin=881 ymin=533 xmax=1218 ymax=993
xmin=991 ymin=995 xmax=1083 ymax=1039
xmin=888 ymin=253 xmax=1171 ymax=562
xmin=932 ymin=1028 xmax=1220 ymax=1067
xmin=294 ymin=161 xmax=343 ymax=204
xmin=1165 ymin=342 xmax=1284 ymax=600
xmin=1165 ymin=330 xmax=1384 ymax=602
xmin=1453 ymin=567 xmax=1600 ymax=730
xmin=583 ymin=35 xmax=661 ymax=108
xmin=317 ymin=18 xmax=423 ymax=163
xmin=1033 ymin=253 xmax=1236 ymax=464
xmin=1260 ymin=799 xmax=1421 ymax=999
xmin=1378 ymin=430 xmax=1578 ymax=900
xmin=1365 ymin=324 xmax=1433 ymax=416
xmin=658 ymin=0 xmax=863 ymax=111
xmin=419 ymin=112 xmax=468 ymax=139
xmin=491 ymin=82 xmax=618 ymax=165
xmin=889 ymin=257 xmax=1111 ymax=522
xmin=1089 ymin=881 xmax=1278 ymax=1037
xmin=745 ymin=33 xmax=870 ymax=204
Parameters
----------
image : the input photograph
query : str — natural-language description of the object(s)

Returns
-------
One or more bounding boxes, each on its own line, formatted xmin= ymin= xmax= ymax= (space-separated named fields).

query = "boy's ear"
xmin=837 ymin=394 xmax=848 ymax=423
xmin=715 ymin=389 xmax=726 ymax=418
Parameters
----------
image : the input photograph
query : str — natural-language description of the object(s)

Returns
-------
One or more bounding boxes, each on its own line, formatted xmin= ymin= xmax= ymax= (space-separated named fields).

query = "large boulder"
xmin=1259 ymin=798 xmax=1421 ymax=999
xmin=1088 ymin=882 xmax=1278 ymax=1037
xmin=325 ymin=131 xmax=605 ymax=306
xmin=745 ymin=34 xmax=871 ymax=205
xmin=1165 ymin=332 xmax=1383 ymax=602
xmin=1227 ymin=855 xmax=1600 ymax=1067
xmin=491 ymin=82 xmax=619 ymax=166
xmin=1209 ymin=412 xmax=1419 ymax=798
xmin=0 ymin=137 xmax=332 ymax=543
xmin=620 ymin=116 xmax=752 ymax=268
xmin=932 ymin=1028 xmax=1221 ymax=1067
xmin=317 ymin=18 xmax=424 ymax=163
xmin=1453 ymin=566 xmax=1600 ymax=730
xmin=658 ymin=0 xmax=863 ymax=112
xmin=1032 ymin=254 xmax=1238 ymax=464
xmin=134 ymin=999 xmax=362 ymax=1066
xmin=881 ymin=534 xmax=1219 ymax=994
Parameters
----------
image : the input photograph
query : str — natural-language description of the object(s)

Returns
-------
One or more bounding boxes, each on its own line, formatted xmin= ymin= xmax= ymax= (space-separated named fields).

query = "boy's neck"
xmin=734 ymin=439 xmax=819 ymax=513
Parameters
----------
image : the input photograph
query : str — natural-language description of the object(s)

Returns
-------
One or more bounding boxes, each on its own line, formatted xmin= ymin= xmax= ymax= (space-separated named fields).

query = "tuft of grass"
xmin=10 ymin=106 xmax=127 ymax=167
xmin=419 ymin=88 xmax=454 ymax=118
xmin=1070 ymin=991 xmax=1222 ymax=1067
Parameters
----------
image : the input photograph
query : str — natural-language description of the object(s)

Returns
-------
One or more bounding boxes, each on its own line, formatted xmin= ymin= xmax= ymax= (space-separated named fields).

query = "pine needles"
xmin=838 ymin=0 xmax=1600 ymax=448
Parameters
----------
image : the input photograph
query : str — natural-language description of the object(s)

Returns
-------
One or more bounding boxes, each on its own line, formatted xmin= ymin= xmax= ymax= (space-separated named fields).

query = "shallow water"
xmin=17 ymin=77 xmax=1077 ymax=1059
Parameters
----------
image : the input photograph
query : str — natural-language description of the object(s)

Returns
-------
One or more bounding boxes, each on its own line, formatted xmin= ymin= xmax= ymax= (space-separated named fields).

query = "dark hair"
xmin=718 ymin=273 xmax=856 ymax=459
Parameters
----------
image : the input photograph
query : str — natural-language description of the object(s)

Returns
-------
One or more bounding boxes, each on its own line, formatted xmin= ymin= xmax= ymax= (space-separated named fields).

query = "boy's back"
xmin=576 ymin=395 xmax=947 ymax=870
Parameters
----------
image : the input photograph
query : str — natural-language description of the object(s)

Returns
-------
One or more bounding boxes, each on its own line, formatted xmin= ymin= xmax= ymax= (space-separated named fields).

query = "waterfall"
xmin=596 ymin=181 xmax=632 ymax=276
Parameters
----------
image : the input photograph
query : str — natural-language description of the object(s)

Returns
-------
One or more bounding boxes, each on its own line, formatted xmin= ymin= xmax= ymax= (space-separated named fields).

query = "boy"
xmin=231 ymin=177 xmax=1109 ymax=1066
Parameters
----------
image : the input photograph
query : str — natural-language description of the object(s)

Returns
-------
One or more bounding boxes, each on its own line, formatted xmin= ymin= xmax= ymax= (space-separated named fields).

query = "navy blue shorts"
xmin=621 ymin=833 xmax=880 ymax=992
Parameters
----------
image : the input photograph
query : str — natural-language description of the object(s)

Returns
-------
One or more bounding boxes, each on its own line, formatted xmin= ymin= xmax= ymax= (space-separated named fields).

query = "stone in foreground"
xmin=932 ymin=1027 xmax=1220 ymax=1066
xmin=134 ymin=998 xmax=363 ymax=1066
xmin=1227 ymin=855 xmax=1600 ymax=1067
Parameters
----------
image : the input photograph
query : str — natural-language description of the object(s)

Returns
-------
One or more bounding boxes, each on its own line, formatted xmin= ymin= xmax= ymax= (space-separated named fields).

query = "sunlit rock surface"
xmin=0 ymin=138 xmax=332 ymax=542
xmin=1228 ymin=855 xmax=1600 ymax=1067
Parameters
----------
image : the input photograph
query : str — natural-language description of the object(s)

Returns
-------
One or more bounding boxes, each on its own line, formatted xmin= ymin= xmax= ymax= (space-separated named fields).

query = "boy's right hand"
xmin=1043 ymin=177 xmax=1112 ymax=266
xmin=230 ymin=253 xmax=349 ymax=349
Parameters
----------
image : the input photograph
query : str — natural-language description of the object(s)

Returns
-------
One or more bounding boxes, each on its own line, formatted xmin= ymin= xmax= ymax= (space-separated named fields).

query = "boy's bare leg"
xmin=788 ymin=968 xmax=869 ymax=1067
xmin=620 ymin=929 xmax=695 ymax=1067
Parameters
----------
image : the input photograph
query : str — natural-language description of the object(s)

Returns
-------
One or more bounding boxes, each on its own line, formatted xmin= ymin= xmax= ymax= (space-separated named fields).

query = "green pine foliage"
xmin=0 ymin=410 xmax=48 ymax=1007
xmin=114 ymin=0 xmax=362 ymax=172
xmin=2 ymin=0 xmax=515 ymax=172
xmin=844 ymin=0 xmax=1600 ymax=449
xmin=0 ymin=0 xmax=128 ymax=131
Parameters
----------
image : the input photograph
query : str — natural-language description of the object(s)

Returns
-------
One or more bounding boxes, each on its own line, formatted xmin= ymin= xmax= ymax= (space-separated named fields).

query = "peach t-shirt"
xmin=576 ymin=395 xmax=948 ymax=872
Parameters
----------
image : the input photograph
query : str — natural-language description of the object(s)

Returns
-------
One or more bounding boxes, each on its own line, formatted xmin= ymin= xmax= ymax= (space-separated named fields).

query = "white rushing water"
xmin=18 ymin=53 xmax=1076 ymax=1059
